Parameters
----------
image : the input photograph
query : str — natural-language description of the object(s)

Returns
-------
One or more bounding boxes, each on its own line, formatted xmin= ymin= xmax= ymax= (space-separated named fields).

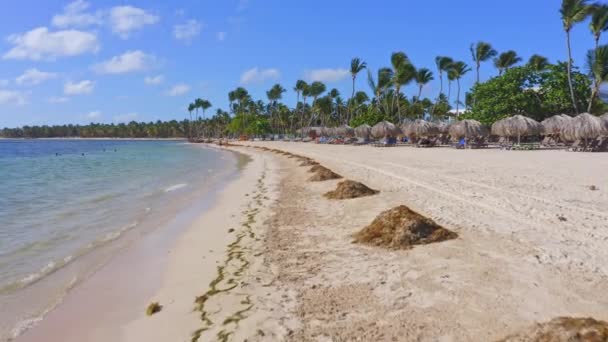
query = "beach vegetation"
xmin=146 ymin=302 xmax=162 ymax=316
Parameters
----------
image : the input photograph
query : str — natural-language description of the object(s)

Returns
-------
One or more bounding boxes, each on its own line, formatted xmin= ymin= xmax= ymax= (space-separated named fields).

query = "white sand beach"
xmin=15 ymin=142 xmax=608 ymax=342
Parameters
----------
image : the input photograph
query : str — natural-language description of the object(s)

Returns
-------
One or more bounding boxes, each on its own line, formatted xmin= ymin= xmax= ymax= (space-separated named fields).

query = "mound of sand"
xmin=497 ymin=317 xmax=608 ymax=342
xmin=353 ymin=205 xmax=457 ymax=249
xmin=308 ymin=166 xmax=342 ymax=182
xmin=300 ymin=159 xmax=319 ymax=167
xmin=324 ymin=180 xmax=379 ymax=200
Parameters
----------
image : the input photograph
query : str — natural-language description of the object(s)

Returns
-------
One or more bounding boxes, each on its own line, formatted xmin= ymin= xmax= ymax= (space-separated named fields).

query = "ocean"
xmin=0 ymin=139 xmax=240 ymax=340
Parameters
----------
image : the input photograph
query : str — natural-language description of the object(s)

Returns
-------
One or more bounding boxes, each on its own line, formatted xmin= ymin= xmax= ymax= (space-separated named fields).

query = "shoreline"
xmin=10 ymin=141 xmax=608 ymax=341
xmin=11 ymin=145 xmax=254 ymax=342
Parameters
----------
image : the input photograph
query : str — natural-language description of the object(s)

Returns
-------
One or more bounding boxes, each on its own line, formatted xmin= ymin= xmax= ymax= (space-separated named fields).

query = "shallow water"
xmin=0 ymin=139 xmax=238 ymax=340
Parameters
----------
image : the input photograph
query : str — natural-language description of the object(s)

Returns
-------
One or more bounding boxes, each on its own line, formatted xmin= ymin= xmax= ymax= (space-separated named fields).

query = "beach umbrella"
xmin=448 ymin=119 xmax=487 ymax=139
xmin=564 ymin=113 xmax=606 ymax=143
xmin=371 ymin=121 xmax=401 ymax=139
xmin=402 ymin=119 xmax=440 ymax=138
xmin=491 ymin=115 xmax=542 ymax=144
xmin=436 ymin=121 xmax=450 ymax=134
xmin=600 ymin=113 xmax=608 ymax=134
xmin=335 ymin=124 xmax=355 ymax=137
xmin=354 ymin=124 xmax=372 ymax=138
xmin=541 ymin=114 xmax=573 ymax=136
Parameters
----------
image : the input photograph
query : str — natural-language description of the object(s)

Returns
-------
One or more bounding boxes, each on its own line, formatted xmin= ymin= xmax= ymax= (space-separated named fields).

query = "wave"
xmin=0 ymin=222 xmax=138 ymax=295
xmin=163 ymin=183 xmax=187 ymax=192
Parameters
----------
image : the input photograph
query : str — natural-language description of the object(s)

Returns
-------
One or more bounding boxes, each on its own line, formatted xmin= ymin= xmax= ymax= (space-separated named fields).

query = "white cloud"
xmin=109 ymin=6 xmax=159 ymax=39
xmin=240 ymin=67 xmax=280 ymax=85
xmin=16 ymin=68 xmax=58 ymax=86
xmin=217 ymin=31 xmax=226 ymax=41
xmin=3 ymin=27 xmax=99 ymax=61
xmin=304 ymin=68 xmax=349 ymax=82
xmin=49 ymin=96 xmax=69 ymax=103
xmin=0 ymin=79 xmax=9 ymax=87
xmin=87 ymin=110 xmax=102 ymax=119
xmin=52 ymin=0 xmax=102 ymax=28
xmin=174 ymin=20 xmax=202 ymax=42
xmin=113 ymin=112 xmax=138 ymax=122
xmin=144 ymin=75 xmax=164 ymax=85
xmin=0 ymin=90 xmax=26 ymax=105
xmin=165 ymin=83 xmax=191 ymax=96
xmin=64 ymin=80 xmax=95 ymax=95
xmin=93 ymin=50 xmax=154 ymax=74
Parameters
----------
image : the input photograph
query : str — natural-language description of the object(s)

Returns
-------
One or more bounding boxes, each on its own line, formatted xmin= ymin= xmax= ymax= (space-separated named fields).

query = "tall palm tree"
xmin=187 ymin=102 xmax=195 ymax=139
xmin=435 ymin=56 xmax=453 ymax=96
xmin=450 ymin=61 xmax=471 ymax=116
xmin=493 ymin=50 xmax=522 ymax=75
xmin=415 ymin=68 xmax=434 ymax=101
xmin=527 ymin=54 xmax=550 ymax=71
xmin=349 ymin=58 xmax=367 ymax=122
xmin=199 ymin=99 xmax=212 ymax=137
xmin=294 ymin=80 xmax=307 ymax=134
xmin=561 ymin=0 xmax=593 ymax=114
xmin=367 ymin=68 xmax=393 ymax=116
xmin=328 ymin=88 xmax=341 ymax=123
xmin=586 ymin=45 xmax=608 ymax=112
xmin=590 ymin=4 xmax=608 ymax=49
xmin=470 ymin=41 xmax=497 ymax=83
xmin=392 ymin=65 xmax=416 ymax=122
xmin=308 ymin=81 xmax=326 ymax=125
xmin=266 ymin=83 xmax=286 ymax=132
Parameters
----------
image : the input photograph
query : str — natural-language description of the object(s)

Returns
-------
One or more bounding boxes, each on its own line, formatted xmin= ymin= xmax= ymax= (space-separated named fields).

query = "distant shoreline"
xmin=0 ymin=137 xmax=188 ymax=141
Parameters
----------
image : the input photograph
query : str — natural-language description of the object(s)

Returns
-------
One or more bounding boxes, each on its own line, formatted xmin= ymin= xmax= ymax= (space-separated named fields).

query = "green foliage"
xmin=464 ymin=63 xmax=591 ymax=124
xmin=349 ymin=107 xmax=385 ymax=127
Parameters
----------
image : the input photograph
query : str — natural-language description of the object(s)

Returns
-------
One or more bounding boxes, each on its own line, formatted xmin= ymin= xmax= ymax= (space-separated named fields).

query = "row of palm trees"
xmin=187 ymin=98 xmax=212 ymax=140
xmin=183 ymin=0 xmax=608 ymax=138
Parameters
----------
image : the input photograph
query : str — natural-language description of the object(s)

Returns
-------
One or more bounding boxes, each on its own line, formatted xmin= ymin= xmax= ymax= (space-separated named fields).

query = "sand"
xmin=15 ymin=142 xmax=608 ymax=341
xmin=224 ymin=142 xmax=608 ymax=341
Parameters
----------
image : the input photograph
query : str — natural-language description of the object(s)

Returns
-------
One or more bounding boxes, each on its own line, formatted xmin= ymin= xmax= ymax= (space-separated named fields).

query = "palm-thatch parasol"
xmin=491 ymin=115 xmax=542 ymax=144
xmin=354 ymin=124 xmax=372 ymax=139
xmin=371 ymin=121 xmax=401 ymax=139
xmin=402 ymin=119 xmax=440 ymax=138
xmin=448 ymin=119 xmax=487 ymax=139
xmin=436 ymin=122 xmax=450 ymax=134
xmin=564 ymin=113 xmax=606 ymax=143
xmin=541 ymin=114 xmax=573 ymax=136
xmin=600 ymin=113 xmax=608 ymax=134
xmin=335 ymin=124 xmax=355 ymax=137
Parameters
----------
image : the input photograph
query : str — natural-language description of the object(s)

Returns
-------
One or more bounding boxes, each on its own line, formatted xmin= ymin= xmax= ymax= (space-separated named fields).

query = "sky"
xmin=0 ymin=0 xmax=604 ymax=127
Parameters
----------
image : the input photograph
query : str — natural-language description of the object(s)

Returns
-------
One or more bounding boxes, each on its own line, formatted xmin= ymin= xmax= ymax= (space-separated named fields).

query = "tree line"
xmin=2 ymin=0 xmax=607 ymax=139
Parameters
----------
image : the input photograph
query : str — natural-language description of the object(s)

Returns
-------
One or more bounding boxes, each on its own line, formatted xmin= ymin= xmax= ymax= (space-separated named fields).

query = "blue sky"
xmin=0 ymin=0 xmax=602 ymax=127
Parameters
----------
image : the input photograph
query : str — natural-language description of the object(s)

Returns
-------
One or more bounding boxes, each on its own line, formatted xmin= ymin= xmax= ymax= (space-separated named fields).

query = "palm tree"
xmin=390 ymin=52 xmax=414 ymax=121
xmin=470 ymin=42 xmax=497 ymax=83
xmin=590 ymin=4 xmax=608 ymax=49
xmin=266 ymin=83 xmax=286 ymax=132
xmin=527 ymin=54 xmax=550 ymax=71
xmin=294 ymin=80 xmax=307 ymax=134
xmin=586 ymin=45 xmax=608 ymax=112
xmin=450 ymin=61 xmax=471 ymax=116
xmin=493 ymin=50 xmax=522 ymax=75
xmin=349 ymin=58 xmax=367 ymax=122
xmin=187 ymin=102 xmax=195 ymax=139
xmin=435 ymin=56 xmax=453 ymax=96
xmin=415 ymin=68 xmax=434 ymax=101
xmin=199 ymin=99 xmax=212 ymax=137
xmin=308 ymin=81 xmax=326 ymax=125
xmin=561 ymin=0 xmax=593 ymax=114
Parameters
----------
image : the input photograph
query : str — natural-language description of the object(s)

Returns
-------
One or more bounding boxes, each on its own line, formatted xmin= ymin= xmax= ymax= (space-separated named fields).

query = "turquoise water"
xmin=0 ymin=139 xmax=238 ymax=339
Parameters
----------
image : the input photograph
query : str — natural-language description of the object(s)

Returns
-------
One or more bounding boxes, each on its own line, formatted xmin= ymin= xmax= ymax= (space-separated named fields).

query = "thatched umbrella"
xmin=436 ymin=122 xmax=450 ymax=134
xmin=371 ymin=121 xmax=401 ymax=139
xmin=448 ymin=119 xmax=487 ymax=140
xmin=402 ymin=119 xmax=440 ymax=138
xmin=564 ymin=113 xmax=606 ymax=144
xmin=600 ymin=113 xmax=608 ymax=134
xmin=354 ymin=124 xmax=372 ymax=139
xmin=492 ymin=115 xmax=542 ymax=144
xmin=541 ymin=114 xmax=573 ymax=136
xmin=335 ymin=124 xmax=355 ymax=137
